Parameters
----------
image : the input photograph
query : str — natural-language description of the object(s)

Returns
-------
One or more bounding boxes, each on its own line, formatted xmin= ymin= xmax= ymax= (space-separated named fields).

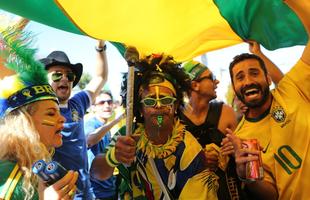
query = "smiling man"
xmin=227 ymin=0 xmax=310 ymax=198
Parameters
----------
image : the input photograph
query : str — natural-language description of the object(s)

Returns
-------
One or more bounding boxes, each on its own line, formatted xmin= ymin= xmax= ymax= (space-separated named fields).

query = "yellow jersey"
xmin=235 ymin=60 xmax=310 ymax=199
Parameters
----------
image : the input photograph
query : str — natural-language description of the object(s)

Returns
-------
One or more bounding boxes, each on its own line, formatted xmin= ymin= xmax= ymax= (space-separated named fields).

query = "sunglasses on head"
xmin=96 ymin=100 xmax=113 ymax=105
xmin=140 ymin=96 xmax=176 ymax=107
xmin=51 ymin=72 xmax=76 ymax=82
xmin=195 ymin=73 xmax=216 ymax=82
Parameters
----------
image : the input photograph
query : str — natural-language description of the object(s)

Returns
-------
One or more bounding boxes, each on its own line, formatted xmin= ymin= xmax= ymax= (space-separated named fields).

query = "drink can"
xmin=32 ymin=160 xmax=51 ymax=183
xmin=44 ymin=161 xmax=67 ymax=185
xmin=242 ymin=139 xmax=264 ymax=181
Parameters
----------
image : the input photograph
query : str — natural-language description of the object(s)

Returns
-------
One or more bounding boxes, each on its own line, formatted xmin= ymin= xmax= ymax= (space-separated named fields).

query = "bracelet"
xmin=105 ymin=146 xmax=120 ymax=167
xmin=95 ymin=44 xmax=107 ymax=52
xmin=238 ymin=176 xmax=256 ymax=183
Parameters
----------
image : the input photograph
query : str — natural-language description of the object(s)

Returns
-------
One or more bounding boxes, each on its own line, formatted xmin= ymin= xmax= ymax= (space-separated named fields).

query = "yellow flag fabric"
xmin=1 ymin=0 xmax=307 ymax=61
xmin=56 ymin=0 xmax=242 ymax=61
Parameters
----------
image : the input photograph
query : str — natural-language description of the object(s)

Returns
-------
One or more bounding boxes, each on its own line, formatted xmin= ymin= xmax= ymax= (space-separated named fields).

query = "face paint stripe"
xmin=155 ymin=86 xmax=161 ymax=107
xmin=42 ymin=120 xmax=56 ymax=126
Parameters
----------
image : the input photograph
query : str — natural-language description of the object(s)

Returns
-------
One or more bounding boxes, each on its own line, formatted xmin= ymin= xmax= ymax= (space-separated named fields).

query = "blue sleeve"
xmin=70 ymin=91 xmax=91 ymax=116
xmin=84 ymin=118 xmax=98 ymax=136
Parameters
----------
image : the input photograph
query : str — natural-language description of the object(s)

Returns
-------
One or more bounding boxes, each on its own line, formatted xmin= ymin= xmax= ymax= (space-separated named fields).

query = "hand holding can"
xmin=32 ymin=160 xmax=67 ymax=186
xmin=242 ymin=139 xmax=264 ymax=181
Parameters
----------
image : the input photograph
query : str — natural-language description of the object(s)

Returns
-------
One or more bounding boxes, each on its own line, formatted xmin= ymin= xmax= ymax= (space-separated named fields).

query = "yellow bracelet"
xmin=105 ymin=147 xmax=119 ymax=167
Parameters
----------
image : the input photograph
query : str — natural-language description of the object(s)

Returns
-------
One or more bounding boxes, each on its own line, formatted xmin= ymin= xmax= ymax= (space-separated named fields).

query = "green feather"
xmin=0 ymin=25 xmax=48 ymax=86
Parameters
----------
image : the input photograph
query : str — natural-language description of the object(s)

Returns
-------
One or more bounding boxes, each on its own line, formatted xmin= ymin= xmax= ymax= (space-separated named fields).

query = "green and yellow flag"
xmin=0 ymin=0 xmax=307 ymax=61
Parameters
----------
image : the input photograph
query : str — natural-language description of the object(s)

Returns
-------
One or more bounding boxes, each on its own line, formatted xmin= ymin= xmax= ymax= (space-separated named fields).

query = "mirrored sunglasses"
xmin=140 ymin=96 xmax=176 ymax=107
xmin=96 ymin=100 xmax=113 ymax=105
xmin=51 ymin=72 xmax=76 ymax=82
xmin=195 ymin=73 xmax=216 ymax=82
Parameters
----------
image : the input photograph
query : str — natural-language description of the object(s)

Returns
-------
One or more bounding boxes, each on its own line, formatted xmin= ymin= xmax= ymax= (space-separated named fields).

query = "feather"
xmin=0 ymin=24 xmax=47 ymax=86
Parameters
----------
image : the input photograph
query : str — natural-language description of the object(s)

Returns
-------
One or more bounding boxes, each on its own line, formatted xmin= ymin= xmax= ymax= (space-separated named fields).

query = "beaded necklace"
xmin=135 ymin=119 xmax=185 ymax=159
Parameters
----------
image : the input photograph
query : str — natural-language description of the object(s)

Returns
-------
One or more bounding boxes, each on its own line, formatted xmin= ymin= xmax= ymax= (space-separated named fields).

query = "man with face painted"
xmin=224 ymin=0 xmax=310 ymax=199
xmin=90 ymin=54 xmax=219 ymax=200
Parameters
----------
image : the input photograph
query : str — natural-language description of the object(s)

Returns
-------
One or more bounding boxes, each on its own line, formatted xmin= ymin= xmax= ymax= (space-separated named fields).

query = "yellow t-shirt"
xmin=235 ymin=60 xmax=310 ymax=199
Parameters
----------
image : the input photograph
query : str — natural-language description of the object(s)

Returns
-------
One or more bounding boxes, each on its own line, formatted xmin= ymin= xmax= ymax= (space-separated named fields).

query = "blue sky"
xmin=25 ymin=21 xmax=128 ymax=99
xmin=1 ymin=10 xmax=128 ymax=98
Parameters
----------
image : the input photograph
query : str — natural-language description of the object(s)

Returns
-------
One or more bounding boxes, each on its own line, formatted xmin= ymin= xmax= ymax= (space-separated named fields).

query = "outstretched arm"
xmin=248 ymin=40 xmax=284 ymax=84
xmin=85 ymin=40 xmax=109 ymax=103
xmin=86 ymin=113 xmax=125 ymax=147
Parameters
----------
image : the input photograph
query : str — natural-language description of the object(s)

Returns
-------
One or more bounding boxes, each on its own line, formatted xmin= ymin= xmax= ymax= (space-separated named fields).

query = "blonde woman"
xmin=0 ymin=26 xmax=78 ymax=200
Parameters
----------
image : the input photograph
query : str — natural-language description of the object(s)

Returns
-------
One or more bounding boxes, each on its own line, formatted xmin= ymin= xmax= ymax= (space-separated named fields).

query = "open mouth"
xmin=58 ymin=85 xmax=68 ymax=89
xmin=57 ymin=85 xmax=69 ymax=93
xmin=244 ymin=88 xmax=259 ymax=97
xmin=56 ymin=126 xmax=64 ymax=135
xmin=241 ymin=84 xmax=262 ymax=101
xmin=55 ymin=130 xmax=62 ymax=135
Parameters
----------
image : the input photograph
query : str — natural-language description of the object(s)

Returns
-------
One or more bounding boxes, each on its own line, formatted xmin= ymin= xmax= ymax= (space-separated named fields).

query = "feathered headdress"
xmin=121 ymin=53 xmax=191 ymax=124
xmin=0 ymin=22 xmax=58 ymax=118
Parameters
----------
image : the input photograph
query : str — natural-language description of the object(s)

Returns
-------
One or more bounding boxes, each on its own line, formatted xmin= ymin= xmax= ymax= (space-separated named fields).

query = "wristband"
xmin=95 ymin=44 xmax=107 ymax=52
xmin=105 ymin=147 xmax=120 ymax=167
xmin=238 ymin=176 xmax=256 ymax=183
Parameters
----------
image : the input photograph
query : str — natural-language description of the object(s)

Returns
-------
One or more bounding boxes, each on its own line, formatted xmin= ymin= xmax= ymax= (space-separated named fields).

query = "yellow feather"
xmin=0 ymin=75 xmax=24 ymax=98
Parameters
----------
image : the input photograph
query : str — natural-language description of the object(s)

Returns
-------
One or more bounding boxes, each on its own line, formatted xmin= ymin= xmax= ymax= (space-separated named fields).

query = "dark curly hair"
xmin=121 ymin=54 xmax=191 ymax=124
xmin=229 ymin=53 xmax=267 ymax=85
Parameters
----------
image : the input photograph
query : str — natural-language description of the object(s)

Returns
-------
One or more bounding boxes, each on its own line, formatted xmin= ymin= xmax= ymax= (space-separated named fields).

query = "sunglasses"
xmin=96 ymin=100 xmax=113 ymax=105
xmin=195 ymin=73 xmax=216 ymax=82
xmin=50 ymin=72 xmax=76 ymax=82
xmin=140 ymin=96 xmax=176 ymax=107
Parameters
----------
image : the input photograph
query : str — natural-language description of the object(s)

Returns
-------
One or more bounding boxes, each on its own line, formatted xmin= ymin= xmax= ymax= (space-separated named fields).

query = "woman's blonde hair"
xmin=0 ymin=102 xmax=51 ymax=200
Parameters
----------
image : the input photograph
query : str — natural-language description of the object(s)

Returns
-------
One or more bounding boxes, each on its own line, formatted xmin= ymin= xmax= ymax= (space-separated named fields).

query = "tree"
xmin=78 ymin=72 xmax=92 ymax=89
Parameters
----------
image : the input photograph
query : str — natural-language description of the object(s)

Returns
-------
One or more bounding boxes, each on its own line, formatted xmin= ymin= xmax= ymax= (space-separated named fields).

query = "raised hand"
xmin=247 ymin=40 xmax=261 ymax=55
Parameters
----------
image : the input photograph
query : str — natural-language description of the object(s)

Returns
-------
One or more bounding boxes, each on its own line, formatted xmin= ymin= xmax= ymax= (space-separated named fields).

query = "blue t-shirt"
xmin=84 ymin=117 xmax=116 ymax=199
xmin=53 ymin=91 xmax=92 ymax=200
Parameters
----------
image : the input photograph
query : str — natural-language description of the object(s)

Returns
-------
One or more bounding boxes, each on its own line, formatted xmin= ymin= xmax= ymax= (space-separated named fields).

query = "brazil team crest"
xmin=72 ymin=109 xmax=80 ymax=122
xmin=271 ymin=106 xmax=286 ymax=123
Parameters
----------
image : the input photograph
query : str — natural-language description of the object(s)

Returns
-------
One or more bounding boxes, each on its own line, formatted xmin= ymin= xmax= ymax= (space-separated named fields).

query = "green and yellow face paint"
xmin=42 ymin=119 xmax=56 ymax=127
